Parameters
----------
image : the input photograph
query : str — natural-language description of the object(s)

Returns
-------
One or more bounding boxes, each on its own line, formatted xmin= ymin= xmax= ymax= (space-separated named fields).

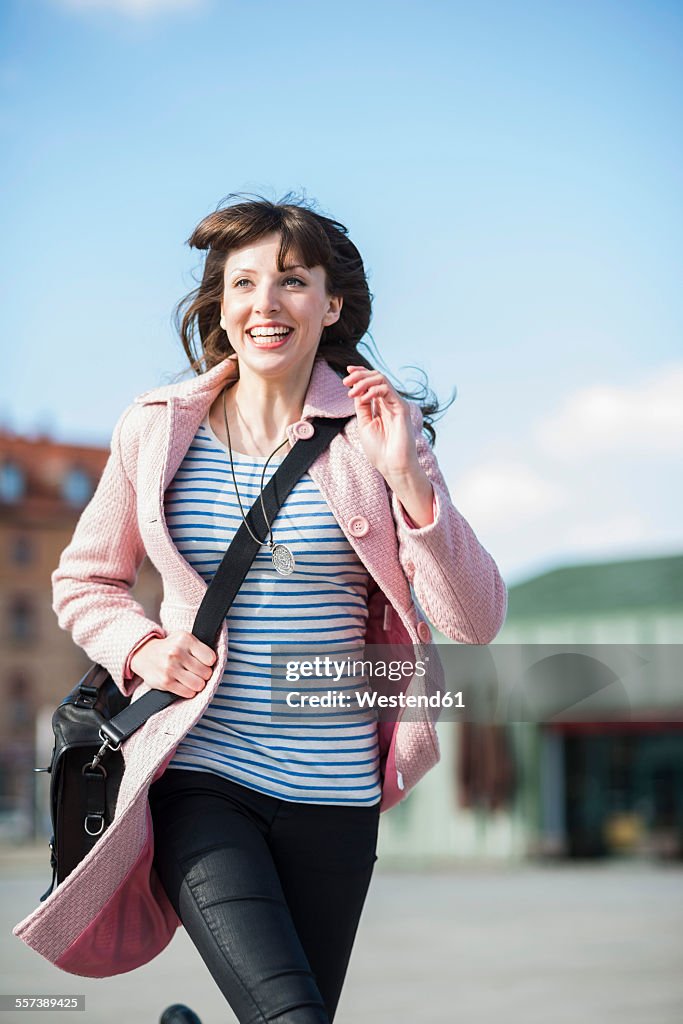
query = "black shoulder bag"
xmin=37 ymin=416 xmax=350 ymax=901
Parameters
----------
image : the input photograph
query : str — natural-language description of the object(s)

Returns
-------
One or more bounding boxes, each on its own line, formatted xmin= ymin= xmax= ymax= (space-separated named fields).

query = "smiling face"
xmin=220 ymin=232 xmax=343 ymax=385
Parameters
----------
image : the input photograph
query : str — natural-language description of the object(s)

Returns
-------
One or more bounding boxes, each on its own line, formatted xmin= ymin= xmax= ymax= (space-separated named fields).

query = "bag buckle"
xmin=88 ymin=727 xmax=122 ymax=770
xmin=84 ymin=814 xmax=105 ymax=837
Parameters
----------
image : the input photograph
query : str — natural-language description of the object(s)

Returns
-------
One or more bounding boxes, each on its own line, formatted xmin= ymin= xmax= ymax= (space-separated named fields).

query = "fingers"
xmin=146 ymin=631 xmax=218 ymax=700
xmin=165 ymin=678 xmax=202 ymax=700
xmin=354 ymin=383 xmax=392 ymax=402
xmin=344 ymin=366 xmax=404 ymax=411
xmin=188 ymin=635 xmax=218 ymax=669
xmin=173 ymin=635 xmax=215 ymax=691
xmin=174 ymin=660 xmax=211 ymax=692
xmin=343 ymin=366 xmax=387 ymax=394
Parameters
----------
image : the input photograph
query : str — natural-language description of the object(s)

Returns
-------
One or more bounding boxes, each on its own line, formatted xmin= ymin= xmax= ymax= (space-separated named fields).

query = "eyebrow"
xmin=229 ymin=264 xmax=309 ymax=276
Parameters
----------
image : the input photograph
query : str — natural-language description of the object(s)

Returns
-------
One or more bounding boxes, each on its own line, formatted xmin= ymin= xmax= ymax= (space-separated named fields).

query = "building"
xmin=0 ymin=429 xmax=162 ymax=839
xmin=503 ymin=554 xmax=683 ymax=860
xmin=377 ymin=553 xmax=683 ymax=866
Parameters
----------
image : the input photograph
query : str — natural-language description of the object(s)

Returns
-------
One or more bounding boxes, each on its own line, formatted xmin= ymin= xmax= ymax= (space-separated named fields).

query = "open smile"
xmin=246 ymin=328 xmax=294 ymax=349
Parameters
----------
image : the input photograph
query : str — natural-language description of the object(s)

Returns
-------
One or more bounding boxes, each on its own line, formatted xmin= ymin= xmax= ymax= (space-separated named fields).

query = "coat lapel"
xmin=302 ymin=359 xmax=415 ymax=614
xmin=135 ymin=359 xmax=240 ymax=606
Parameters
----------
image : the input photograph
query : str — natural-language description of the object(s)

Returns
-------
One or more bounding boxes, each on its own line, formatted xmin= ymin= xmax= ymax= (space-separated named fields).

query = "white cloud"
xmin=439 ymin=362 xmax=683 ymax=583
xmin=564 ymin=514 xmax=649 ymax=553
xmin=535 ymin=363 xmax=683 ymax=458
xmin=55 ymin=0 xmax=206 ymax=17
xmin=454 ymin=462 xmax=566 ymax=531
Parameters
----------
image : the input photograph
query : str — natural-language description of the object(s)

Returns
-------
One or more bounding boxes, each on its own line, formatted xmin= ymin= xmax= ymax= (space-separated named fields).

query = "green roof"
xmin=507 ymin=553 xmax=683 ymax=618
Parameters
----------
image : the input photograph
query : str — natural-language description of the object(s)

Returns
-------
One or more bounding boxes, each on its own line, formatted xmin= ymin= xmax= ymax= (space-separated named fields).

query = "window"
xmin=8 ymin=595 xmax=37 ymax=642
xmin=0 ymin=462 xmax=25 ymax=503
xmin=10 ymin=534 xmax=34 ymax=565
xmin=6 ymin=673 xmax=33 ymax=730
xmin=62 ymin=467 xmax=93 ymax=507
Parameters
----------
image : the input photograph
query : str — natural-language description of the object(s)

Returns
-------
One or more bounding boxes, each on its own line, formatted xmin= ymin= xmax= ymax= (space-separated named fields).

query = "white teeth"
xmin=249 ymin=327 xmax=292 ymax=337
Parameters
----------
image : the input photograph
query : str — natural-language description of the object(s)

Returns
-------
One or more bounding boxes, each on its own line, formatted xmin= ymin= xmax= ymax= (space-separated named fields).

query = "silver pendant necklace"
xmin=222 ymin=386 xmax=296 ymax=576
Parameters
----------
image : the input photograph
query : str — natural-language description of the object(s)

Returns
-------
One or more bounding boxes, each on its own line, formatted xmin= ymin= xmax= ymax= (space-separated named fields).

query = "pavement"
xmin=1 ymin=842 xmax=682 ymax=1024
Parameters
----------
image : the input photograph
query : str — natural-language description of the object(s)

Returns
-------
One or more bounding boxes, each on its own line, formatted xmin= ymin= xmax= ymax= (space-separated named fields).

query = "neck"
xmin=222 ymin=359 xmax=315 ymax=449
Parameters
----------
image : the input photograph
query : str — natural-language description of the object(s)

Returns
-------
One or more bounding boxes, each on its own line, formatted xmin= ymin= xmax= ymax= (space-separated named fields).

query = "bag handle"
xmin=96 ymin=415 xmax=351 ymax=751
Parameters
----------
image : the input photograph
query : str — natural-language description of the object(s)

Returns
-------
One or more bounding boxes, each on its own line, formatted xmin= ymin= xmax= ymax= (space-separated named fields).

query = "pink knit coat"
xmin=13 ymin=355 xmax=507 ymax=977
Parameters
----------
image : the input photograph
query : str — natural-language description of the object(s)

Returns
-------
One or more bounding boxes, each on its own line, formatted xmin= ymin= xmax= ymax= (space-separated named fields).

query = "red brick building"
xmin=0 ymin=429 xmax=162 ymax=838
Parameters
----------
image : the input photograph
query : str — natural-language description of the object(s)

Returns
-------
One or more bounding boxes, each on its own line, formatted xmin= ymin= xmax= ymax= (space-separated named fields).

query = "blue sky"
xmin=2 ymin=0 xmax=681 ymax=586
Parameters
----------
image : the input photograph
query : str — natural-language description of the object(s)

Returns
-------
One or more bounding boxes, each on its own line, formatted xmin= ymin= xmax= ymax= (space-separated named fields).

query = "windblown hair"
xmin=173 ymin=191 xmax=452 ymax=444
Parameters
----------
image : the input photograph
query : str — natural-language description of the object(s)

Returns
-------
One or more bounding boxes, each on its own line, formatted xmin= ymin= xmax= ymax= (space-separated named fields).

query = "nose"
xmin=253 ymin=280 xmax=280 ymax=315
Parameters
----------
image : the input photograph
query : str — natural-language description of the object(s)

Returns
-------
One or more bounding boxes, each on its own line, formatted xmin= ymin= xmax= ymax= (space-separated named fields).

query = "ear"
xmin=323 ymin=295 xmax=343 ymax=327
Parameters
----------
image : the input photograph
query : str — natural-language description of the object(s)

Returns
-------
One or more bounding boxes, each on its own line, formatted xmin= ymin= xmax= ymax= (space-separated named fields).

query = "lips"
xmin=247 ymin=328 xmax=293 ymax=349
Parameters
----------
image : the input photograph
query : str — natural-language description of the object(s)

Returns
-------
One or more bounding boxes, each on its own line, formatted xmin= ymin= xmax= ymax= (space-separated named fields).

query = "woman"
xmin=13 ymin=194 xmax=507 ymax=1023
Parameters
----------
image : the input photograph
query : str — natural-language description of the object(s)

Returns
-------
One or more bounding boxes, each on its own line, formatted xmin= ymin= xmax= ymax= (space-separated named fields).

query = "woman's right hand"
xmin=129 ymin=631 xmax=217 ymax=699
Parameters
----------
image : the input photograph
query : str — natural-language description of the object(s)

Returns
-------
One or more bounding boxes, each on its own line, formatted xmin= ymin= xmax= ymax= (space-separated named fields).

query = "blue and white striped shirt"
xmin=163 ymin=415 xmax=382 ymax=805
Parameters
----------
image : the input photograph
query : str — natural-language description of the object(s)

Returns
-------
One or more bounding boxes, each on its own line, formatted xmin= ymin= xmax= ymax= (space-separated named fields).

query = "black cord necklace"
xmin=221 ymin=385 xmax=296 ymax=576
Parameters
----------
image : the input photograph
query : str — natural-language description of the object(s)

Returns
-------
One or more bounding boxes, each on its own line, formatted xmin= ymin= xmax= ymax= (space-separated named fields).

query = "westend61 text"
xmin=285 ymin=690 xmax=464 ymax=709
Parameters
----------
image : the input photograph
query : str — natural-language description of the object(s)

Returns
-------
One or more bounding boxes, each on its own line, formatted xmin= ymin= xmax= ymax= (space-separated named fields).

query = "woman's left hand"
xmin=343 ymin=365 xmax=435 ymax=528
xmin=343 ymin=365 xmax=421 ymax=485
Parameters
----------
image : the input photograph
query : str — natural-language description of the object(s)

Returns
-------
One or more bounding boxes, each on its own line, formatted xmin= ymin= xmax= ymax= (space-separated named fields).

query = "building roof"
xmin=0 ymin=429 xmax=108 ymax=523
xmin=507 ymin=553 xmax=683 ymax=618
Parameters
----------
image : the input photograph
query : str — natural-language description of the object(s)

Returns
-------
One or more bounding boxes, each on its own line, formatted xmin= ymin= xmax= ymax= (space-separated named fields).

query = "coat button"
xmin=293 ymin=420 xmax=314 ymax=440
xmin=417 ymin=621 xmax=432 ymax=642
xmin=348 ymin=515 xmax=369 ymax=537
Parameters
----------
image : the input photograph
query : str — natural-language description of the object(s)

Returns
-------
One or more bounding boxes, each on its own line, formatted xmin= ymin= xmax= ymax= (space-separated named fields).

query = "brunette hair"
xmin=173 ymin=191 xmax=452 ymax=444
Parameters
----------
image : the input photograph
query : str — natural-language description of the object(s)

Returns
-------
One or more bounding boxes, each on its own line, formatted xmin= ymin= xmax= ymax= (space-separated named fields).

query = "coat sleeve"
xmin=51 ymin=402 xmax=166 ymax=697
xmin=389 ymin=402 xmax=508 ymax=644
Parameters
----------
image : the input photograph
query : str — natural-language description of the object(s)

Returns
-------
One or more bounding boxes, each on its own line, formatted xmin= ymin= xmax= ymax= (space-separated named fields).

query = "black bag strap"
xmin=98 ymin=415 xmax=350 ymax=749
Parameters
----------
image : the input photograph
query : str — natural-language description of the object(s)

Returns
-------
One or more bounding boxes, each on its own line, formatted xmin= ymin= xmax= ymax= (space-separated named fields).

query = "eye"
xmin=232 ymin=276 xmax=305 ymax=288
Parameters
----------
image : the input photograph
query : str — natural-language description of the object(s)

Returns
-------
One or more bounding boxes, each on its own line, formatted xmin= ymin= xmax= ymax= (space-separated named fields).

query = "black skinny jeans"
xmin=148 ymin=769 xmax=381 ymax=1024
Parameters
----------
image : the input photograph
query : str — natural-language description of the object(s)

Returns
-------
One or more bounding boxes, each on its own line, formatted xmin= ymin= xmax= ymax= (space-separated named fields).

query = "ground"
xmin=2 ymin=844 xmax=681 ymax=1024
